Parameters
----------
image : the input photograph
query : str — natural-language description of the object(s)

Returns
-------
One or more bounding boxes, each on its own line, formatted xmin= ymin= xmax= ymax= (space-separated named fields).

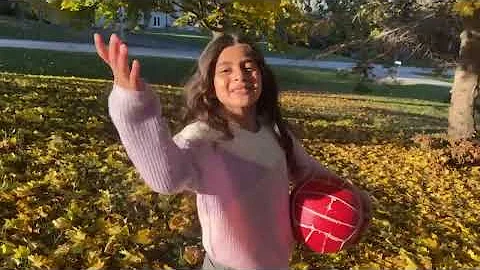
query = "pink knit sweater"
xmin=108 ymin=85 xmax=333 ymax=269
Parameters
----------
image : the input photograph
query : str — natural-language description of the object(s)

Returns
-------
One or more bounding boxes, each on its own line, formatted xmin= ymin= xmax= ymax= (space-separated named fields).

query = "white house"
xmin=137 ymin=10 xmax=176 ymax=29
xmin=138 ymin=9 xmax=198 ymax=31
xmin=96 ymin=5 xmax=193 ymax=30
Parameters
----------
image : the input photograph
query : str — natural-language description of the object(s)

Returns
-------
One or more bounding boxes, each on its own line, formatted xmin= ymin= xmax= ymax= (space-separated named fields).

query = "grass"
xmin=128 ymin=30 xmax=354 ymax=60
xmin=0 ymin=47 xmax=195 ymax=86
xmin=0 ymin=47 xmax=452 ymax=103
xmin=0 ymin=15 xmax=94 ymax=43
xmin=132 ymin=30 xmax=350 ymax=60
xmin=0 ymin=72 xmax=478 ymax=270
xmin=413 ymin=71 xmax=455 ymax=83
xmin=137 ymin=29 xmax=211 ymax=49
xmin=274 ymin=66 xmax=451 ymax=102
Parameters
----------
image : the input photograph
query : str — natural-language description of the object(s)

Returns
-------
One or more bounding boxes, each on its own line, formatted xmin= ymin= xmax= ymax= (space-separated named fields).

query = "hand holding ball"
xmin=291 ymin=178 xmax=370 ymax=253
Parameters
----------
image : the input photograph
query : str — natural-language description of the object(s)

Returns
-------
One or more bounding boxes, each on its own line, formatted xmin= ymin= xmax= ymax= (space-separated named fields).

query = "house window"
xmin=152 ymin=15 xmax=162 ymax=27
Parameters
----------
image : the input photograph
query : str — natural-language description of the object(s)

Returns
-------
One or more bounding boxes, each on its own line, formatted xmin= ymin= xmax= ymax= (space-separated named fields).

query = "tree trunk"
xmin=448 ymin=13 xmax=480 ymax=140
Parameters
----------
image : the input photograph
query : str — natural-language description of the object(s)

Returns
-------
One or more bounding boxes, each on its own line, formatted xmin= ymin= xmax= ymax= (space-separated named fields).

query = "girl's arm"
xmin=108 ymin=84 xmax=202 ymax=194
xmin=289 ymin=136 xmax=345 ymax=187
xmin=289 ymin=135 xmax=372 ymax=243
xmin=94 ymin=33 xmax=202 ymax=194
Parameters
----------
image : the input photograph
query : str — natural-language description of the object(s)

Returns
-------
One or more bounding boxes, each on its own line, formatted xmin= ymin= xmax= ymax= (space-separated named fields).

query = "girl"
xmin=93 ymin=32 xmax=371 ymax=270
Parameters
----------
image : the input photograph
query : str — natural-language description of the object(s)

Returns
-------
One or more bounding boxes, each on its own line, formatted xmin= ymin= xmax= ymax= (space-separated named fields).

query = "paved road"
xmin=0 ymin=38 xmax=453 ymax=87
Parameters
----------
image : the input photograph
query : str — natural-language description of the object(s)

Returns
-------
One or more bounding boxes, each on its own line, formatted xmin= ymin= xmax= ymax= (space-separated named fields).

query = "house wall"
xmin=147 ymin=11 xmax=175 ymax=28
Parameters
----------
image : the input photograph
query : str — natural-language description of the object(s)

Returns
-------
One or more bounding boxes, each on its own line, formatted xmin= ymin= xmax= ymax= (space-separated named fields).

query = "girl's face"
xmin=213 ymin=44 xmax=262 ymax=117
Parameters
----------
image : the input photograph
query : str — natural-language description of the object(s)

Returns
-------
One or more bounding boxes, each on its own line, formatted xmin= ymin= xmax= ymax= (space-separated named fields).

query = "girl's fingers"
xmin=108 ymin=34 xmax=119 ymax=71
xmin=118 ymin=43 xmax=130 ymax=79
xmin=93 ymin=33 xmax=109 ymax=65
xmin=97 ymin=33 xmax=141 ymax=91
xmin=130 ymin=59 xmax=142 ymax=90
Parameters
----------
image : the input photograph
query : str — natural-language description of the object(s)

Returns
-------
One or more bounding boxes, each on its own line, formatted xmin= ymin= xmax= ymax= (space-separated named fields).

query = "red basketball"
xmin=290 ymin=178 xmax=365 ymax=253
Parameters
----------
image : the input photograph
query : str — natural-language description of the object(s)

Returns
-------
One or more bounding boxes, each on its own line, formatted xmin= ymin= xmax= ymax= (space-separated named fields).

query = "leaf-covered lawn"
xmin=0 ymin=73 xmax=478 ymax=270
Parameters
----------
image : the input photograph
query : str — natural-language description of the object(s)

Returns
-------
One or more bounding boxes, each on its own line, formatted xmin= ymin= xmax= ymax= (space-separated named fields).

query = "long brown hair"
xmin=182 ymin=32 xmax=297 ymax=175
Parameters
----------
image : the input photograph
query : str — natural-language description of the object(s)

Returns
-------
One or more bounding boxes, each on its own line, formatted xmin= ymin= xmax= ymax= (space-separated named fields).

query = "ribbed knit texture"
xmin=108 ymin=84 xmax=333 ymax=269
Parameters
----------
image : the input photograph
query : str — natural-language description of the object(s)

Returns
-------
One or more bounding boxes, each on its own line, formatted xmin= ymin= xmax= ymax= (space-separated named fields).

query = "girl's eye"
xmin=219 ymin=68 xmax=231 ymax=74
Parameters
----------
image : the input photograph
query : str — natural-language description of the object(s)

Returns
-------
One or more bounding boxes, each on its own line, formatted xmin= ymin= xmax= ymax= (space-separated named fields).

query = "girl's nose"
xmin=233 ymin=68 xmax=247 ymax=82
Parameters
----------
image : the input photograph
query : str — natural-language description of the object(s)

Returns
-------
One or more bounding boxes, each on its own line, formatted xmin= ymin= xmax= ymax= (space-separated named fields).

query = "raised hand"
xmin=94 ymin=33 xmax=145 ymax=91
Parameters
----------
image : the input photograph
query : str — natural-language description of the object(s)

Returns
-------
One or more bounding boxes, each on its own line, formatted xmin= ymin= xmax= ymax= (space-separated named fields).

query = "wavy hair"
xmin=182 ymin=32 xmax=297 ymax=175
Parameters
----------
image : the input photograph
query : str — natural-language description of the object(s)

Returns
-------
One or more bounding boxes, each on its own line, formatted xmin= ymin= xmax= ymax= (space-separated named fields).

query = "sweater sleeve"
xmin=108 ymin=84 xmax=201 ymax=194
